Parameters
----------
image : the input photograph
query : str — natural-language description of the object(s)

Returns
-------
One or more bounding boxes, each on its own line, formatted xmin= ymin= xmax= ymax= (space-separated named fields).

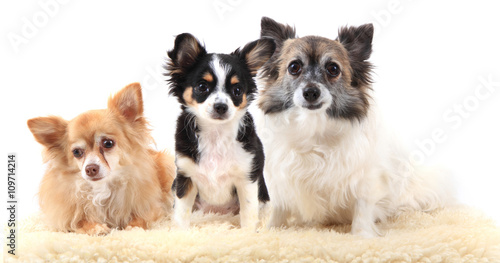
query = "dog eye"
xmin=288 ymin=61 xmax=302 ymax=76
xmin=288 ymin=61 xmax=302 ymax=75
xmin=195 ymin=82 xmax=209 ymax=94
xmin=72 ymin=149 xmax=84 ymax=158
xmin=326 ymin=62 xmax=341 ymax=77
xmin=233 ymin=85 xmax=242 ymax=97
xmin=102 ymin=139 xmax=114 ymax=149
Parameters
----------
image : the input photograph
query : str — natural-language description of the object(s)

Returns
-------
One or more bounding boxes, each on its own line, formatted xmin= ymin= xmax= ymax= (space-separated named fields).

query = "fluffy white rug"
xmin=4 ymin=206 xmax=500 ymax=262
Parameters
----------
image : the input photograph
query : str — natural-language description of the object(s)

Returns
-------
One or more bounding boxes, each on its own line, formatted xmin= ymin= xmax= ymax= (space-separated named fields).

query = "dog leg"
xmin=351 ymin=198 xmax=380 ymax=238
xmin=173 ymin=180 xmax=198 ymax=229
xmin=267 ymin=205 xmax=289 ymax=228
xmin=235 ymin=181 xmax=259 ymax=230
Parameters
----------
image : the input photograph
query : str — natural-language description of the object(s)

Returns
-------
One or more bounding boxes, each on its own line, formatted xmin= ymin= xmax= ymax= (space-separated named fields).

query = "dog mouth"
xmin=209 ymin=111 xmax=231 ymax=121
xmin=89 ymin=177 xmax=104 ymax=182
xmin=303 ymin=103 xmax=323 ymax=110
xmin=210 ymin=114 xmax=229 ymax=121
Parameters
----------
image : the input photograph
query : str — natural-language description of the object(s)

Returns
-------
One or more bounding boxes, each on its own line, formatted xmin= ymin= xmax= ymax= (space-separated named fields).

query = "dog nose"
xmin=303 ymin=86 xmax=321 ymax=103
xmin=214 ymin=103 xmax=228 ymax=115
xmin=85 ymin=164 xmax=100 ymax=177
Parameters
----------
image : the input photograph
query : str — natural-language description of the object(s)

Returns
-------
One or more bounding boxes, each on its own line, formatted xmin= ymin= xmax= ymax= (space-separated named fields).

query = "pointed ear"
xmin=165 ymin=33 xmax=207 ymax=100
xmin=108 ymin=82 xmax=144 ymax=123
xmin=27 ymin=116 xmax=68 ymax=148
xmin=166 ymin=33 xmax=206 ymax=74
xmin=338 ymin=23 xmax=374 ymax=62
xmin=337 ymin=24 xmax=374 ymax=87
xmin=233 ymin=39 xmax=276 ymax=76
xmin=260 ymin=17 xmax=296 ymax=48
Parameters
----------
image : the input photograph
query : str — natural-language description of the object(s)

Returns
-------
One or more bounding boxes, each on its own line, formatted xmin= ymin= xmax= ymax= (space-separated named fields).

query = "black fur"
xmin=260 ymin=17 xmax=297 ymax=83
xmin=165 ymin=33 xmax=207 ymax=104
xmin=172 ymin=173 xmax=193 ymax=199
xmin=165 ymin=33 xmax=272 ymax=206
xmin=261 ymin=17 xmax=296 ymax=47
xmin=174 ymin=110 xmax=200 ymax=163
xmin=337 ymin=24 xmax=374 ymax=88
xmin=237 ymin=112 xmax=269 ymax=202
xmin=258 ymin=17 xmax=373 ymax=122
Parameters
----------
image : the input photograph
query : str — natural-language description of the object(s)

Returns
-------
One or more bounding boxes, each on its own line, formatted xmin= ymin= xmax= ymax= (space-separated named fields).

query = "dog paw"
xmin=126 ymin=218 xmax=147 ymax=230
xmin=76 ymin=222 xmax=110 ymax=236
xmin=351 ymin=228 xmax=376 ymax=238
xmin=350 ymin=224 xmax=381 ymax=238
xmin=125 ymin=225 xmax=142 ymax=231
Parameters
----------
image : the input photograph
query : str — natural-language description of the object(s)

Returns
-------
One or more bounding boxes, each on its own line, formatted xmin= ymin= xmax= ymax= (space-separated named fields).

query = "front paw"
xmin=351 ymin=227 xmax=377 ymax=238
xmin=240 ymin=213 xmax=259 ymax=230
xmin=76 ymin=222 xmax=110 ymax=235
xmin=350 ymin=223 xmax=381 ymax=238
xmin=125 ymin=217 xmax=147 ymax=230
xmin=267 ymin=208 xmax=288 ymax=229
xmin=173 ymin=212 xmax=191 ymax=229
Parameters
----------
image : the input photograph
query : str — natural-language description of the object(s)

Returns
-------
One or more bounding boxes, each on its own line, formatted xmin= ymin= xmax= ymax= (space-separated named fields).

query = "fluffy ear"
xmin=27 ymin=116 xmax=68 ymax=148
xmin=337 ymin=24 xmax=374 ymax=87
xmin=260 ymin=17 xmax=296 ymax=47
xmin=165 ymin=33 xmax=207 ymax=100
xmin=108 ymin=82 xmax=144 ymax=123
xmin=167 ymin=33 xmax=206 ymax=71
xmin=233 ymin=39 xmax=276 ymax=76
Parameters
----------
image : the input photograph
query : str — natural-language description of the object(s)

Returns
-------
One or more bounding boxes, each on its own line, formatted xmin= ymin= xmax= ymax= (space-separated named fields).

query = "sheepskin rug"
xmin=4 ymin=205 xmax=500 ymax=262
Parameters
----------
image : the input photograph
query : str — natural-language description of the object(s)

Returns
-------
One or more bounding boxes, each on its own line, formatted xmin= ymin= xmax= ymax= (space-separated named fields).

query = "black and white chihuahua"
xmin=165 ymin=33 xmax=274 ymax=229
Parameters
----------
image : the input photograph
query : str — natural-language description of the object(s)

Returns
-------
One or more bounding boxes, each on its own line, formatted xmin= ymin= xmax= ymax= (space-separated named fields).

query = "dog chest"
xmin=182 ymin=127 xmax=254 ymax=204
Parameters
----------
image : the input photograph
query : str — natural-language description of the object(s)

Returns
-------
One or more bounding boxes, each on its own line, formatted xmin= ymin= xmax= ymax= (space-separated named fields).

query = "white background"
xmin=1 ymin=1 xmax=499 ymax=226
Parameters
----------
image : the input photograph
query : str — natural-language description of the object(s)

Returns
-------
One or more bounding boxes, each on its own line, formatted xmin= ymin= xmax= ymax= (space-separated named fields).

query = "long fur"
xmin=255 ymin=17 xmax=453 ymax=237
xmin=28 ymin=83 xmax=175 ymax=234
xmin=164 ymin=33 xmax=274 ymax=229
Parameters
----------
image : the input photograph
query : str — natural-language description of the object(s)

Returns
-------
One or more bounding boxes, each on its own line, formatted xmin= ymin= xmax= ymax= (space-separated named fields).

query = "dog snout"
xmin=303 ymin=86 xmax=321 ymax=103
xmin=85 ymin=164 xmax=100 ymax=177
xmin=214 ymin=103 xmax=228 ymax=115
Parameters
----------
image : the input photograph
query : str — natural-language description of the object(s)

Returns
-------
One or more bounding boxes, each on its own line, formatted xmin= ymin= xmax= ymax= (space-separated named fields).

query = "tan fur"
xmin=277 ymin=37 xmax=353 ymax=86
xmin=182 ymin=87 xmax=198 ymax=108
xmin=230 ymin=75 xmax=239 ymax=85
xmin=258 ymin=36 xmax=369 ymax=116
xmin=237 ymin=94 xmax=248 ymax=110
xmin=202 ymin=72 xmax=214 ymax=83
xmin=245 ymin=40 xmax=275 ymax=75
xmin=27 ymin=83 xmax=175 ymax=234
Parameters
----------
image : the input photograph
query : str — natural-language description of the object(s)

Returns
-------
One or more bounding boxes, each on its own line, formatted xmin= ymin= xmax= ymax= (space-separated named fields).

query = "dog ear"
xmin=167 ymin=33 xmax=206 ymax=71
xmin=108 ymin=82 xmax=144 ymax=123
xmin=165 ymin=33 xmax=207 ymax=101
xmin=233 ymin=39 xmax=276 ymax=76
xmin=260 ymin=17 xmax=296 ymax=47
xmin=27 ymin=116 xmax=68 ymax=148
xmin=337 ymin=24 xmax=374 ymax=87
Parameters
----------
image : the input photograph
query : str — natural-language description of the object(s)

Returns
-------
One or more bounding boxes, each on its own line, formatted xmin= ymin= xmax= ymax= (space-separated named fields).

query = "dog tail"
xmin=392 ymin=160 xmax=457 ymax=214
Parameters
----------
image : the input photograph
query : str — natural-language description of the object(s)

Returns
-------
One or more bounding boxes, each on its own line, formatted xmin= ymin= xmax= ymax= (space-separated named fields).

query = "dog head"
xmin=165 ymin=33 xmax=275 ymax=123
xmin=28 ymin=83 xmax=150 ymax=182
xmin=258 ymin=17 xmax=373 ymax=121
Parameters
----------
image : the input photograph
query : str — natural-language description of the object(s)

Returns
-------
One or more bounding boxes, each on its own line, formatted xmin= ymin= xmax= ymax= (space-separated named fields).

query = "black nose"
xmin=303 ymin=87 xmax=321 ymax=102
xmin=85 ymin=164 xmax=100 ymax=177
xmin=214 ymin=103 xmax=228 ymax=115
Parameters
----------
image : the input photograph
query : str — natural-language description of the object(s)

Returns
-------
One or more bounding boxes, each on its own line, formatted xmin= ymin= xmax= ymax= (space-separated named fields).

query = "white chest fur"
xmin=254 ymin=107 xmax=386 ymax=223
xmin=179 ymin=120 xmax=254 ymax=205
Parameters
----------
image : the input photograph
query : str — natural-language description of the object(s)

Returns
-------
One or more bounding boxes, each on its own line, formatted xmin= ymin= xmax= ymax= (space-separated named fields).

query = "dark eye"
xmin=72 ymin=149 xmax=84 ymax=158
xmin=233 ymin=85 xmax=242 ymax=97
xmin=102 ymin=139 xmax=114 ymax=149
xmin=288 ymin=61 xmax=302 ymax=76
xmin=326 ymin=62 xmax=341 ymax=77
xmin=195 ymin=82 xmax=209 ymax=94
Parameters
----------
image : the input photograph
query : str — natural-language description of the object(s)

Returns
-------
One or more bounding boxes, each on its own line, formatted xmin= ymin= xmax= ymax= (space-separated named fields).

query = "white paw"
xmin=351 ymin=228 xmax=376 ymax=238
xmin=174 ymin=213 xmax=191 ymax=229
